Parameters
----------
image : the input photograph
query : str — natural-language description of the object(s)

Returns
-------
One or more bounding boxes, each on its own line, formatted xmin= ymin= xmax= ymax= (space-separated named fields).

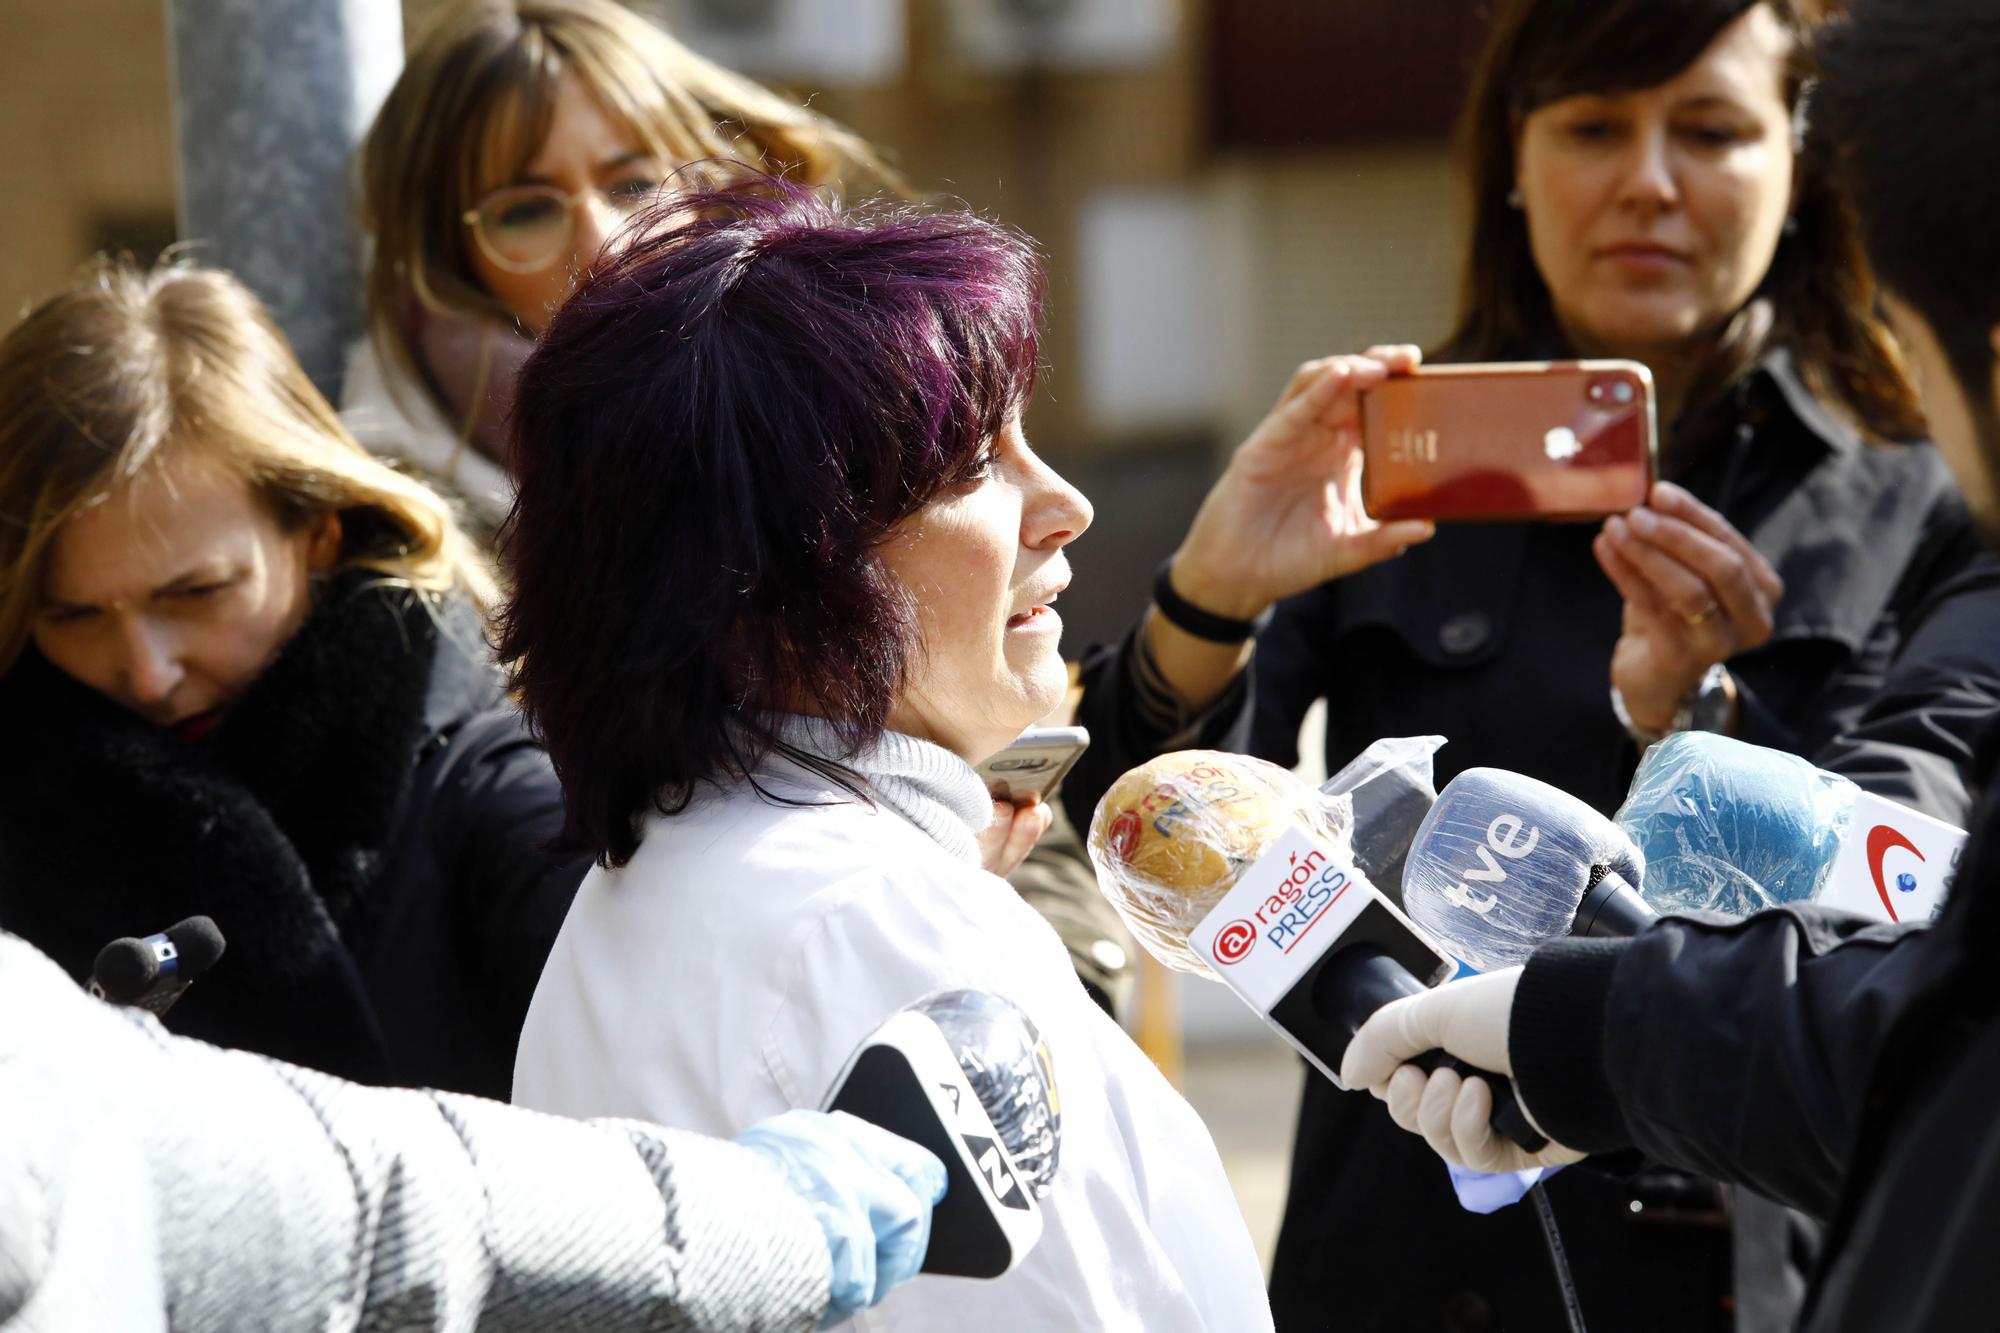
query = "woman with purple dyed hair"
xmin=503 ymin=179 xmax=1287 ymax=1328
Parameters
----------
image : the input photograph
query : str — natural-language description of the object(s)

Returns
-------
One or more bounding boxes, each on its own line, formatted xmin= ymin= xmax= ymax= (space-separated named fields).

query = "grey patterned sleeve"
xmin=0 ymin=932 xmax=830 ymax=1333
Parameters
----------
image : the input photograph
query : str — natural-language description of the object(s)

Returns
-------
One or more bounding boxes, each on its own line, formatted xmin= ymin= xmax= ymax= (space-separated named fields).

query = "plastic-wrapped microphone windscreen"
xmin=1615 ymin=731 xmax=1854 ymax=916
xmin=1404 ymin=768 xmax=1644 ymax=970
xmin=1320 ymin=736 xmax=1445 ymax=904
xmin=1086 ymin=750 xmax=1352 ymax=975
xmin=911 ymin=990 xmax=1060 ymax=1199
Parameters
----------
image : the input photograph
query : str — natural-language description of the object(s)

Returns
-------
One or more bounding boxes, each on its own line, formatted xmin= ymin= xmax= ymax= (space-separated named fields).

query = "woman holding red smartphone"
xmin=1064 ymin=0 xmax=2000 ymax=1328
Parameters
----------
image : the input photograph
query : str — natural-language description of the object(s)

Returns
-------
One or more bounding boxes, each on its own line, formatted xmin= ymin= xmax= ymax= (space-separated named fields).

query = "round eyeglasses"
xmin=462 ymin=177 xmax=669 ymax=275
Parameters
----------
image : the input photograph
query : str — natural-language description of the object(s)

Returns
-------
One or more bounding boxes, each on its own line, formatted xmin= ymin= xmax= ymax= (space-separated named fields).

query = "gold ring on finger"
xmin=1683 ymin=599 xmax=1720 ymax=627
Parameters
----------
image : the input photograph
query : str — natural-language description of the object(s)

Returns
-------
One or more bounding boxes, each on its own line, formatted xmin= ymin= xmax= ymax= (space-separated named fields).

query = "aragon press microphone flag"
xmin=1085 ymin=750 xmax=1546 ymax=1152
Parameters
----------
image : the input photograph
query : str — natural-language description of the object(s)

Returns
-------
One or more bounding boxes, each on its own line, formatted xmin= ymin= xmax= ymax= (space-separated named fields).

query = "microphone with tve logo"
xmin=89 ymin=916 xmax=227 ymax=1016
xmin=822 ymin=989 xmax=1058 ymax=1279
xmin=1402 ymin=768 xmax=1654 ymax=972
xmin=1087 ymin=750 xmax=1548 ymax=1152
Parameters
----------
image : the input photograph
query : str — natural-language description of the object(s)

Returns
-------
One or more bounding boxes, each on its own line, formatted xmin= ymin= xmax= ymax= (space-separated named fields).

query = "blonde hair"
xmin=0 ymin=258 xmax=495 ymax=674
xmin=357 ymin=0 xmax=899 ymax=415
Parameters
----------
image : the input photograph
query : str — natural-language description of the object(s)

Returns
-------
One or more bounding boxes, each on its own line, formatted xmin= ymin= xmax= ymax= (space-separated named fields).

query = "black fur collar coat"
xmin=0 ymin=578 xmax=587 ymax=1098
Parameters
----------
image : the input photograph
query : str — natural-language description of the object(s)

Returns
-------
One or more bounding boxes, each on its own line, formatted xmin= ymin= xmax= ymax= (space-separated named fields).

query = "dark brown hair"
xmin=1440 ymin=0 xmax=1926 ymax=445
xmin=1818 ymin=0 xmax=2000 ymax=433
xmin=497 ymin=180 xmax=1042 ymax=867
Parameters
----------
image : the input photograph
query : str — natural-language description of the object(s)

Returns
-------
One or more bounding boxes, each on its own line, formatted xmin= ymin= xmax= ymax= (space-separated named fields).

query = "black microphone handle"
xmin=1572 ymin=869 xmax=1655 ymax=939
xmin=1317 ymin=945 xmax=1550 ymax=1153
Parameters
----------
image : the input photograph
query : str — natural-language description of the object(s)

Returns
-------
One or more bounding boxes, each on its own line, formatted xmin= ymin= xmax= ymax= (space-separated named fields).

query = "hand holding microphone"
xmin=735 ymin=1110 xmax=946 ymax=1328
xmin=1086 ymin=749 xmax=1549 ymax=1152
xmin=1348 ymin=765 xmax=1664 ymax=1173
xmin=1340 ymin=968 xmax=1586 ymax=1174
xmin=748 ymin=989 xmax=1061 ymax=1324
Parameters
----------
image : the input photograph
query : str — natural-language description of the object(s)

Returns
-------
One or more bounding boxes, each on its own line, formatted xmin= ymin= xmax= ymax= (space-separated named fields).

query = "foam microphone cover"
xmin=90 ymin=936 xmax=162 ymax=1002
xmin=90 ymin=916 xmax=227 ymax=1006
xmin=166 ymin=916 xmax=227 ymax=977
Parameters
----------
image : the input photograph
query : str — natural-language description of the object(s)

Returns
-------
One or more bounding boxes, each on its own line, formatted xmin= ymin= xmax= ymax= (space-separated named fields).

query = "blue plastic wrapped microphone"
xmin=1614 ymin=731 xmax=1856 ymax=916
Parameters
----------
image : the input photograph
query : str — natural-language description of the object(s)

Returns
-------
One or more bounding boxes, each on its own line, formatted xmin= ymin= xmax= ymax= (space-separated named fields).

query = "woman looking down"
xmin=0 ymin=261 xmax=585 ymax=1098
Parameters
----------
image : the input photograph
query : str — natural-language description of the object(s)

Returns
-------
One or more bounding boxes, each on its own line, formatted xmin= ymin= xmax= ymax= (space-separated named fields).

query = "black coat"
xmin=0 ymin=578 xmax=588 ymax=1099
xmin=1255 ymin=355 xmax=2000 ymax=1333
xmin=1071 ymin=350 xmax=2000 ymax=1331
xmin=1512 ymin=723 xmax=2000 ymax=1333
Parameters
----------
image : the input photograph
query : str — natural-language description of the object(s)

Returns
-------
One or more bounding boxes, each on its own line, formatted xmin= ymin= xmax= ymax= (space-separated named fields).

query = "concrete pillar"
xmin=166 ymin=0 xmax=404 ymax=401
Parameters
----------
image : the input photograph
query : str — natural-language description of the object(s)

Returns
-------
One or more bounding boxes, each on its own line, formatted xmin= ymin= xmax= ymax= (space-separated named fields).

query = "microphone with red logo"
xmin=1086 ymin=751 xmax=1548 ymax=1151
xmin=1614 ymin=731 xmax=1967 ymax=924
xmin=822 ymin=989 xmax=1059 ymax=1279
xmin=89 ymin=916 xmax=227 ymax=1016
xmin=1615 ymin=731 xmax=1851 ymax=917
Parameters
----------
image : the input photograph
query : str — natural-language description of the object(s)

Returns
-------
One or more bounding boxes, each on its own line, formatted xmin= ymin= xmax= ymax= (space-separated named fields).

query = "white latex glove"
xmin=1339 ymin=968 xmax=1587 ymax=1175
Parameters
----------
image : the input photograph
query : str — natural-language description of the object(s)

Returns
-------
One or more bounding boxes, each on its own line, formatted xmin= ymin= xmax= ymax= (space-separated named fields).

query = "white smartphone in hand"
xmin=974 ymin=726 xmax=1090 ymax=803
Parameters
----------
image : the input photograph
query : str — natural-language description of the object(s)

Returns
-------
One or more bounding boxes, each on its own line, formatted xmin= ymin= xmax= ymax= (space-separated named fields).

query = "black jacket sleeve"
xmin=1807 ymin=539 xmax=2000 ymax=825
xmin=432 ymin=709 xmax=594 ymax=1036
xmin=1739 ymin=505 xmax=2000 ymax=827
xmin=1247 ymin=590 xmax=1340 ymax=770
xmin=1509 ymin=907 xmax=1933 ymax=1219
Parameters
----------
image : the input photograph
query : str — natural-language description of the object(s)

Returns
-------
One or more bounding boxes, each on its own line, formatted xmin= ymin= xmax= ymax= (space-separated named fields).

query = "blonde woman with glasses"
xmin=0 ymin=259 xmax=586 ymax=1099
xmin=342 ymin=0 xmax=894 ymax=525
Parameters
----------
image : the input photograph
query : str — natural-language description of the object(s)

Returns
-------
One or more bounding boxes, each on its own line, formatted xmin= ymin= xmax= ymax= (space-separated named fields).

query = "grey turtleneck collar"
xmin=764 ymin=715 xmax=993 ymax=865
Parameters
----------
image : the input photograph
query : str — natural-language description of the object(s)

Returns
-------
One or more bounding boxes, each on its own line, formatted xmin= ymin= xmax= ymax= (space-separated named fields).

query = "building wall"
xmin=0 ymin=2 xmax=1465 ymax=648
xmin=0 ymin=0 xmax=178 ymax=322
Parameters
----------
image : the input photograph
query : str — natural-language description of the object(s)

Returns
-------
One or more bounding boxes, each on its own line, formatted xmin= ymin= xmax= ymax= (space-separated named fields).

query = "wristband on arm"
xmin=1151 ymin=559 xmax=1274 ymax=644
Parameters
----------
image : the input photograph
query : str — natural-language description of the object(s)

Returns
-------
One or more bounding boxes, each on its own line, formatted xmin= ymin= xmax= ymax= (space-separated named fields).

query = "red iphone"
xmin=1359 ymin=360 xmax=1656 ymax=522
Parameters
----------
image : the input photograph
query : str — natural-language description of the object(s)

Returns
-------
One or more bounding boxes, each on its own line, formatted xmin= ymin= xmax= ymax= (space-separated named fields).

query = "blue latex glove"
xmin=736 ymin=1110 xmax=947 ymax=1328
xmin=1447 ymin=1160 xmax=1556 ymax=1213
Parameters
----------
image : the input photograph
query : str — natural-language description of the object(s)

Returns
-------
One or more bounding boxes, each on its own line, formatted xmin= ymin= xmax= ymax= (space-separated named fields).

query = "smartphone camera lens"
xmin=1611 ymin=381 xmax=1635 ymax=404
